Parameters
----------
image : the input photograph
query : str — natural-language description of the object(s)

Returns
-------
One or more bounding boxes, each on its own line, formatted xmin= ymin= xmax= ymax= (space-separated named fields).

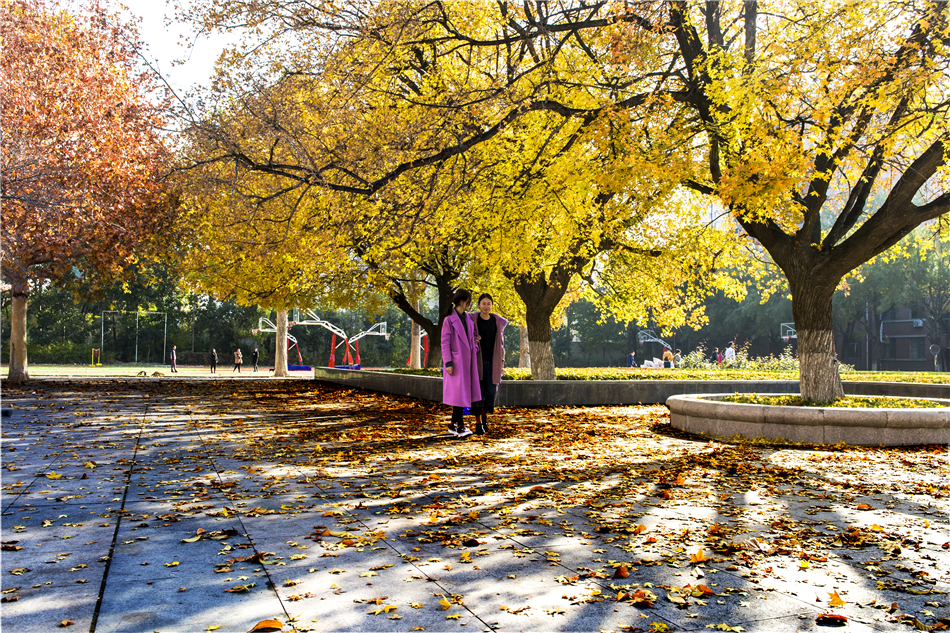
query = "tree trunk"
xmin=7 ymin=289 xmax=29 ymax=383
xmin=526 ymin=316 xmax=555 ymax=380
xmin=518 ymin=326 xmax=530 ymax=368
xmin=273 ymin=309 xmax=289 ymax=377
xmin=791 ymin=284 xmax=843 ymax=401
xmin=409 ymin=298 xmax=422 ymax=369
xmin=511 ymin=270 xmax=574 ymax=381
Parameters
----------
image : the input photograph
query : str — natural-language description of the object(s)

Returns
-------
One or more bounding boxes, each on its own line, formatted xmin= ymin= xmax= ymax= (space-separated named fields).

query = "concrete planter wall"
xmin=668 ymin=393 xmax=950 ymax=446
xmin=312 ymin=367 xmax=950 ymax=407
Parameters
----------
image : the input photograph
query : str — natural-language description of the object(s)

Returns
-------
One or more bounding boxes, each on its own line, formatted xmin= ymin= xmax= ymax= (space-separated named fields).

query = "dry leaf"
xmin=249 ymin=620 xmax=284 ymax=632
xmin=828 ymin=590 xmax=847 ymax=607
xmin=690 ymin=550 xmax=711 ymax=564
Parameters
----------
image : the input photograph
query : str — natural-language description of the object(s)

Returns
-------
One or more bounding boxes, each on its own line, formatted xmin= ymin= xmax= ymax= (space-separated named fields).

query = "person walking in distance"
xmin=470 ymin=293 xmax=507 ymax=435
xmin=170 ymin=345 xmax=178 ymax=373
xmin=233 ymin=348 xmax=243 ymax=373
xmin=441 ymin=289 xmax=480 ymax=439
xmin=724 ymin=342 xmax=736 ymax=365
xmin=210 ymin=349 xmax=218 ymax=374
xmin=252 ymin=348 xmax=259 ymax=372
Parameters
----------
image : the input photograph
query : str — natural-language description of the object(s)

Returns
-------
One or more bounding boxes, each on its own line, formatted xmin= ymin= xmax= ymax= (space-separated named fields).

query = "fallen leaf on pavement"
xmin=815 ymin=613 xmax=848 ymax=626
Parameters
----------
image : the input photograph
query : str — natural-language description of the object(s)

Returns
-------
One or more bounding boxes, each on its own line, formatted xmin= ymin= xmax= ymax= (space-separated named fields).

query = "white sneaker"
xmin=447 ymin=424 xmax=459 ymax=436
xmin=456 ymin=427 xmax=473 ymax=439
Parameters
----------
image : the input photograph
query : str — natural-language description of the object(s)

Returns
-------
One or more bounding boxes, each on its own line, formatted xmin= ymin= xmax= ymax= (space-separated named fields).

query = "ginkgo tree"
xmin=176 ymin=136 xmax=357 ymax=376
xmin=462 ymin=107 xmax=747 ymax=379
xmin=656 ymin=0 xmax=950 ymax=399
xmin=179 ymin=67 xmax=493 ymax=368
xmin=0 ymin=0 xmax=172 ymax=382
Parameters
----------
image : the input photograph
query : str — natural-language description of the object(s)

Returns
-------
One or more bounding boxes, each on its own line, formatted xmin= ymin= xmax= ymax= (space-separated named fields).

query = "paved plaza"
xmin=1 ymin=378 xmax=948 ymax=632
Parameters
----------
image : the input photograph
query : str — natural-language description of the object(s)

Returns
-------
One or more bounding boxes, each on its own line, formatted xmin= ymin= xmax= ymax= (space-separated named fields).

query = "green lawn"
xmin=389 ymin=366 xmax=950 ymax=384
xmin=0 ymin=364 xmax=311 ymax=378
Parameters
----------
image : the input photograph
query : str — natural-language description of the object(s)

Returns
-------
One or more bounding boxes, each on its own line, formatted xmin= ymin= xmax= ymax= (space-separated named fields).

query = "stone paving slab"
xmin=2 ymin=378 xmax=949 ymax=633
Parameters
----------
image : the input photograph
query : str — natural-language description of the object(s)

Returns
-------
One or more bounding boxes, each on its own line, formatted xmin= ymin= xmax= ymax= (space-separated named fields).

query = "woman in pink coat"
xmin=441 ymin=289 xmax=480 ymax=438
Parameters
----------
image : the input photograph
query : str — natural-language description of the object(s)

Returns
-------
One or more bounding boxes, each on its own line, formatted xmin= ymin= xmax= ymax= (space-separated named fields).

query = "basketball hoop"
xmin=385 ymin=334 xmax=390 ymax=341
xmin=251 ymin=329 xmax=259 ymax=335
xmin=782 ymin=336 xmax=789 ymax=343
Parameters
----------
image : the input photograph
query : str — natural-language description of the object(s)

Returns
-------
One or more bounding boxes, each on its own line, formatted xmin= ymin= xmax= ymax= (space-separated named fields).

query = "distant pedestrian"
xmin=233 ymin=348 xmax=243 ymax=373
xmin=170 ymin=345 xmax=178 ymax=373
xmin=673 ymin=349 xmax=682 ymax=366
xmin=441 ymin=289 xmax=479 ymax=439
xmin=662 ymin=348 xmax=674 ymax=369
xmin=470 ymin=293 xmax=507 ymax=436
xmin=210 ymin=349 xmax=218 ymax=374
xmin=712 ymin=347 xmax=722 ymax=364
xmin=724 ymin=342 xmax=736 ymax=365
xmin=252 ymin=348 xmax=259 ymax=372
xmin=627 ymin=351 xmax=637 ymax=367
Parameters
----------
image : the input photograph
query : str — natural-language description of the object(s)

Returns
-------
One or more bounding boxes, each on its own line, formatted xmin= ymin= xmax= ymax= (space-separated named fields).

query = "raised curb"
xmin=311 ymin=368 xmax=950 ymax=406
xmin=667 ymin=393 xmax=950 ymax=446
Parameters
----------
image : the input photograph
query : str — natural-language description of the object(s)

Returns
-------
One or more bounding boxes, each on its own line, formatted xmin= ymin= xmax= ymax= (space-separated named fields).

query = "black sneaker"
xmin=456 ymin=427 xmax=474 ymax=439
xmin=475 ymin=422 xmax=486 ymax=435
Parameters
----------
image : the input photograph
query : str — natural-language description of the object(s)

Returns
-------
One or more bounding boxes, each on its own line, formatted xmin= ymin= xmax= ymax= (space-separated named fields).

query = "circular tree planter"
xmin=667 ymin=393 xmax=950 ymax=446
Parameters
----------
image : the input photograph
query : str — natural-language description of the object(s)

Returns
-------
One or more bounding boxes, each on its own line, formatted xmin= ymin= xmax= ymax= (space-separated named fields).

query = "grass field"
xmin=391 ymin=366 xmax=950 ymax=383
xmin=0 ymin=364 xmax=314 ymax=378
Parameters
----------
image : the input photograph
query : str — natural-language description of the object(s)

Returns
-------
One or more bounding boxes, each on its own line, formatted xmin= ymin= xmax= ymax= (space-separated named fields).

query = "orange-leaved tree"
xmin=0 ymin=0 xmax=172 ymax=382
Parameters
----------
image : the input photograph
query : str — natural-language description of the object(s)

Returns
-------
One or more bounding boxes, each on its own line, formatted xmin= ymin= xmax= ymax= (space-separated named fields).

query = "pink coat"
xmin=441 ymin=310 xmax=481 ymax=407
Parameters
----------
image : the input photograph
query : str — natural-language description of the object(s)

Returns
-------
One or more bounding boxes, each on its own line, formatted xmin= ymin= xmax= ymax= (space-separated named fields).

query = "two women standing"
xmin=441 ymin=290 xmax=507 ymax=438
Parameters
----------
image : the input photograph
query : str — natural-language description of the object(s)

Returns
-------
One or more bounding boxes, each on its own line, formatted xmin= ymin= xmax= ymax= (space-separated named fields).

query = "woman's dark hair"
xmin=476 ymin=293 xmax=493 ymax=305
xmin=446 ymin=289 xmax=472 ymax=316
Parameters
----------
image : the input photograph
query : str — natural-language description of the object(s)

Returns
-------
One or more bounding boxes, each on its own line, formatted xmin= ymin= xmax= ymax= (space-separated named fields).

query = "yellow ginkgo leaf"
xmin=445 ymin=614 xmax=460 ymax=620
xmin=439 ymin=598 xmax=452 ymax=610
xmin=360 ymin=571 xmax=377 ymax=578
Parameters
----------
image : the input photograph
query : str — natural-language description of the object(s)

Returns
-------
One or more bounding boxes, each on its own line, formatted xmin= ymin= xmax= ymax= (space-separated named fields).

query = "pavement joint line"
xmin=1 ymin=438 xmax=70 ymax=515
xmin=88 ymin=397 xmax=149 ymax=633
xmin=186 ymin=409 xmax=296 ymax=625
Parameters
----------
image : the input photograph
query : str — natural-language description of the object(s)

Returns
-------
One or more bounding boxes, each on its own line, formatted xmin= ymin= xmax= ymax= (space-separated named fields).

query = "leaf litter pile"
xmin=1 ymin=379 xmax=948 ymax=632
